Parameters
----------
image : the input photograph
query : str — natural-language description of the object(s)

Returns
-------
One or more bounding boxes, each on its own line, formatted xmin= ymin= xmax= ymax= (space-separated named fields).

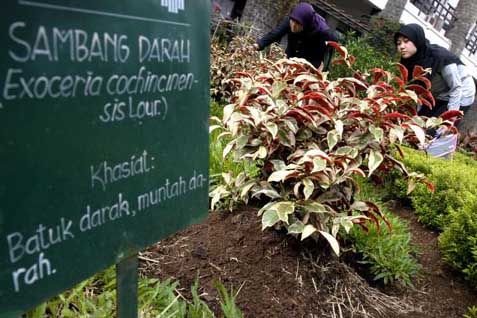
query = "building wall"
xmin=240 ymin=1 xmax=294 ymax=37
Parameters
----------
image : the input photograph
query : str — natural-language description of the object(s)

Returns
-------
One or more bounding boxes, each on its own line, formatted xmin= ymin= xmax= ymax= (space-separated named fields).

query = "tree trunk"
xmin=446 ymin=0 xmax=477 ymax=55
xmin=379 ymin=0 xmax=408 ymax=20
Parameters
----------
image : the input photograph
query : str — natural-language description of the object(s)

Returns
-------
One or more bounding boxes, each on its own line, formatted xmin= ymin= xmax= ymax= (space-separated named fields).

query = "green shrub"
xmin=26 ymin=267 xmax=242 ymax=317
xmin=464 ymin=306 xmax=477 ymax=318
xmin=439 ymin=198 xmax=477 ymax=287
xmin=328 ymin=32 xmax=397 ymax=80
xmin=367 ymin=16 xmax=402 ymax=58
xmin=387 ymin=147 xmax=477 ymax=229
xmin=346 ymin=179 xmax=421 ymax=287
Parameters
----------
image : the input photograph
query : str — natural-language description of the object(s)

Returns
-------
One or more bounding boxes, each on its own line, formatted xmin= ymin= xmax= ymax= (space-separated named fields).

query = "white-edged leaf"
xmin=222 ymin=141 xmax=234 ymax=159
xmin=209 ymin=125 xmax=222 ymax=134
xmin=409 ymin=124 xmax=426 ymax=145
xmin=293 ymin=74 xmax=319 ymax=85
xmin=257 ymin=201 xmax=275 ymax=216
xmin=275 ymin=201 xmax=295 ymax=224
xmin=262 ymin=210 xmax=280 ymax=230
xmin=240 ymin=182 xmax=256 ymax=199
xmin=223 ymin=104 xmax=235 ymax=123
xmin=303 ymin=201 xmax=328 ymax=213
xmin=367 ymin=150 xmax=383 ymax=177
xmin=319 ymin=231 xmax=340 ymax=256
xmin=369 ymin=125 xmax=384 ymax=142
xmin=327 ymin=130 xmax=339 ymax=150
xmin=302 ymin=178 xmax=314 ymax=200
xmin=301 ymin=224 xmax=317 ymax=240
xmin=270 ymin=160 xmax=286 ymax=171
xmin=265 ymin=123 xmax=278 ymax=139
xmin=222 ymin=172 xmax=233 ymax=185
xmin=252 ymin=188 xmax=281 ymax=199
xmin=287 ymin=221 xmax=305 ymax=234
xmin=389 ymin=127 xmax=404 ymax=143
xmin=268 ymin=170 xmax=293 ymax=183
xmin=312 ymin=157 xmax=327 ymax=173
xmin=335 ymin=120 xmax=344 ymax=138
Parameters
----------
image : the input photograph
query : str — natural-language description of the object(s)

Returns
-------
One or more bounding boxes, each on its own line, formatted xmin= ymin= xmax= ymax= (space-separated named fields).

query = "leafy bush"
xmin=367 ymin=16 xmax=402 ymax=58
xmin=390 ymin=147 xmax=477 ymax=229
xmin=328 ymin=32 xmax=397 ymax=80
xmin=439 ymin=198 xmax=477 ymax=286
xmin=210 ymin=42 xmax=449 ymax=255
xmin=384 ymin=146 xmax=477 ymax=286
xmin=210 ymin=36 xmax=285 ymax=102
xmin=26 ymin=267 xmax=242 ymax=317
xmin=345 ymin=178 xmax=421 ymax=287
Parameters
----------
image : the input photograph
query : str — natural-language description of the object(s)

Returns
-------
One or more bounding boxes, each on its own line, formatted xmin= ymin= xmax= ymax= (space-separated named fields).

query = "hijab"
xmin=394 ymin=23 xmax=462 ymax=81
xmin=289 ymin=2 xmax=329 ymax=33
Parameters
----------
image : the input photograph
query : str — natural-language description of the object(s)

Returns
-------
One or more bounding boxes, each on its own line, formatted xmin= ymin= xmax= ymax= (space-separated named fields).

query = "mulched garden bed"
xmin=140 ymin=206 xmax=476 ymax=318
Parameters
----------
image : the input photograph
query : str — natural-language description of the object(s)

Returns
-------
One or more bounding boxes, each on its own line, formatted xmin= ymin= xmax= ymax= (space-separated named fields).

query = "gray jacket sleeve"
xmin=441 ymin=63 xmax=463 ymax=111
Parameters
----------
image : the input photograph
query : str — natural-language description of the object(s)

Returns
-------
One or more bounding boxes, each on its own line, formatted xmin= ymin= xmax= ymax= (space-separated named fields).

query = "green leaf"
xmin=335 ymin=146 xmax=353 ymax=156
xmin=272 ymin=81 xmax=287 ymax=99
xmin=265 ymin=123 xmax=278 ymax=139
xmin=274 ymin=201 xmax=295 ymax=224
xmin=369 ymin=125 xmax=384 ymax=142
xmin=235 ymin=135 xmax=248 ymax=149
xmin=302 ymin=178 xmax=314 ymax=200
xmin=327 ymin=130 xmax=339 ymax=150
xmin=287 ymin=221 xmax=305 ymax=234
xmin=270 ymin=160 xmax=286 ymax=171
xmin=301 ymin=224 xmax=317 ymax=240
xmin=257 ymin=201 xmax=275 ymax=216
xmin=367 ymin=150 xmax=383 ymax=176
xmin=262 ymin=210 xmax=280 ymax=230
xmin=312 ymin=157 xmax=327 ymax=173
xmin=303 ymin=201 xmax=328 ymax=213
xmin=319 ymin=231 xmax=340 ymax=256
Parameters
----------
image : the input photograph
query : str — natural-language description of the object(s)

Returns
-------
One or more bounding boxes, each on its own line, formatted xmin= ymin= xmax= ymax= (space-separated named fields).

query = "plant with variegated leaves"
xmin=210 ymin=36 xmax=285 ymax=102
xmin=210 ymin=42 xmax=456 ymax=256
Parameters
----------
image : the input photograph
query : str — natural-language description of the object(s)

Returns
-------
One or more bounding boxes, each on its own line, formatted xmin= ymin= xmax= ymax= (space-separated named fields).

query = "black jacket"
xmin=257 ymin=17 xmax=337 ymax=69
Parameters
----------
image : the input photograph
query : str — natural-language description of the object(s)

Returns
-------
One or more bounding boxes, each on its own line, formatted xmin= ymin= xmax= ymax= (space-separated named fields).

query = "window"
xmin=410 ymin=0 xmax=457 ymax=32
xmin=466 ymin=23 xmax=477 ymax=55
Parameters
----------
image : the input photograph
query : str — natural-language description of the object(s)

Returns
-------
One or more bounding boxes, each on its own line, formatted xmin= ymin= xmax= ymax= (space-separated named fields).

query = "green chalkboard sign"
xmin=0 ymin=1 xmax=210 ymax=316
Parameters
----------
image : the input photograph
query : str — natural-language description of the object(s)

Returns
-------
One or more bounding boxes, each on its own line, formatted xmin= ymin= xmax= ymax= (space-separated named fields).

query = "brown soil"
xmin=141 ymin=206 xmax=476 ymax=318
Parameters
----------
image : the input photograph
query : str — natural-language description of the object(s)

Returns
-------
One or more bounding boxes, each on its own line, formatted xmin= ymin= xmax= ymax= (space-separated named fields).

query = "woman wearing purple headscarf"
xmin=253 ymin=2 xmax=337 ymax=70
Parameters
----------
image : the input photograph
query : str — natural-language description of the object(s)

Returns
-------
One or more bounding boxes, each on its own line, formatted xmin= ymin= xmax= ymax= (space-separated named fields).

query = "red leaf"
xmin=396 ymin=63 xmax=408 ymax=82
xmin=234 ymin=71 xmax=253 ymax=79
xmin=384 ymin=112 xmax=411 ymax=121
xmin=398 ymin=104 xmax=418 ymax=116
xmin=423 ymin=180 xmax=435 ymax=193
xmin=371 ymin=68 xmax=387 ymax=84
xmin=412 ymin=65 xmax=426 ymax=79
xmin=332 ymin=58 xmax=347 ymax=66
xmin=415 ymin=76 xmax=432 ymax=89
xmin=440 ymin=110 xmax=463 ymax=121
xmin=326 ymin=41 xmax=346 ymax=57
xmin=349 ymin=55 xmax=356 ymax=66
xmin=393 ymin=76 xmax=405 ymax=88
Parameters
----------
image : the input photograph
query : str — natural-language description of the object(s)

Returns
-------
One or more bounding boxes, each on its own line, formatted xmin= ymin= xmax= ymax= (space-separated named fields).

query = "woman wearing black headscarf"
xmin=394 ymin=24 xmax=475 ymax=117
xmin=252 ymin=2 xmax=337 ymax=70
